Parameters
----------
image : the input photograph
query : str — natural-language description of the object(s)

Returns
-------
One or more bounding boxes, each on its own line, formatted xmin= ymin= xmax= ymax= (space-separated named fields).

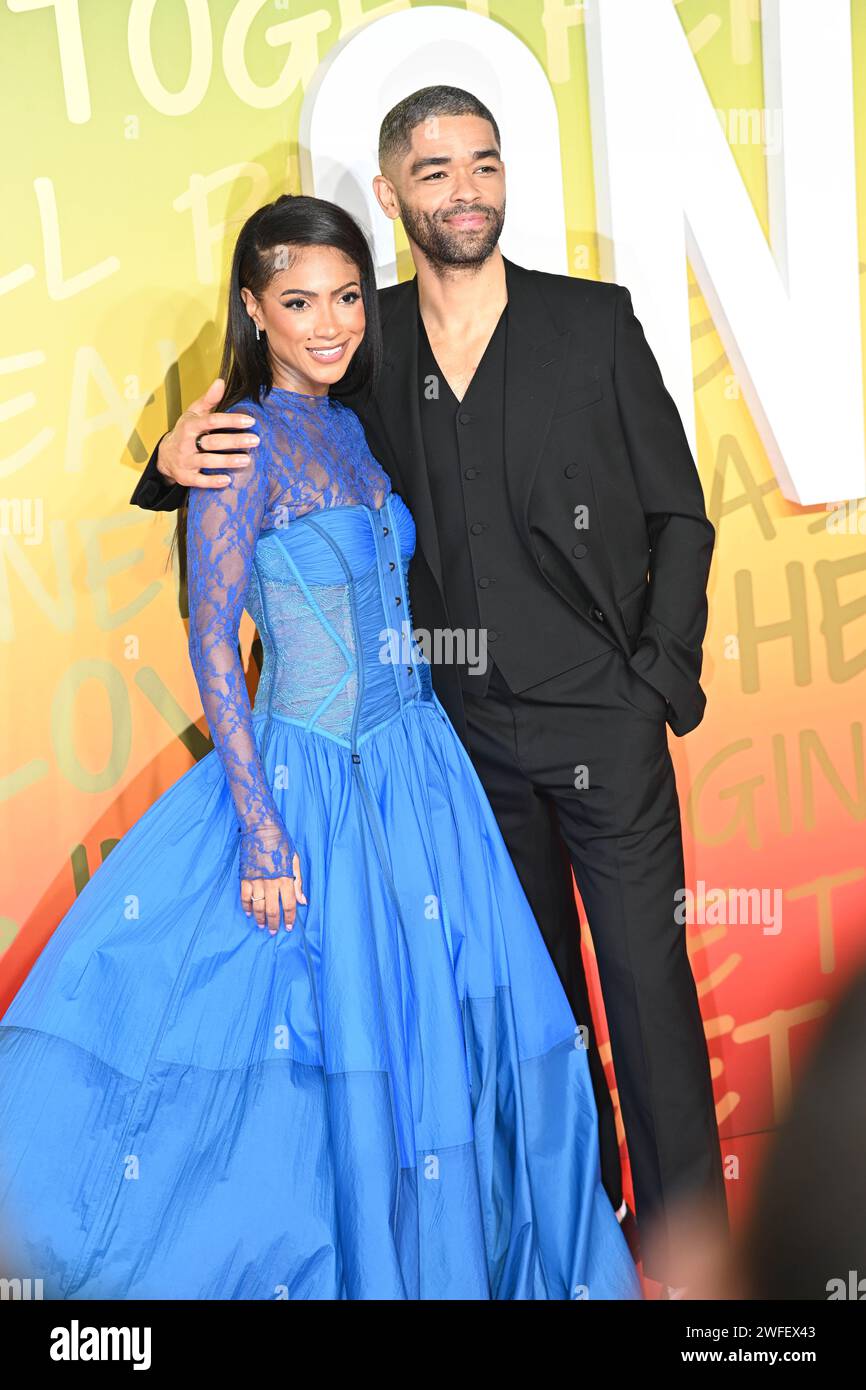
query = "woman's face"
xmin=241 ymin=244 xmax=366 ymax=395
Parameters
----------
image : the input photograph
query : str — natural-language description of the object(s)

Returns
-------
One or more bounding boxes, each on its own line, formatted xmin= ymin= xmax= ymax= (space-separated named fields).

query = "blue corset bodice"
xmin=184 ymin=383 xmax=434 ymax=880
xmin=246 ymin=493 xmax=432 ymax=746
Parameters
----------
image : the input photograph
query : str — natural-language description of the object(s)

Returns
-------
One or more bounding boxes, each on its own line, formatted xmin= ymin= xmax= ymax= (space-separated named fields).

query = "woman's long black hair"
xmin=170 ymin=193 xmax=383 ymax=587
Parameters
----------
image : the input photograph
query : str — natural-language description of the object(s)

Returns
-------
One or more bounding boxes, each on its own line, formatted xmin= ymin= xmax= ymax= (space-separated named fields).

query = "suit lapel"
xmin=376 ymin=276 xmax=445 ymax=598
xmin=501 ymin=257 xmax=571 ymax=531
xmin=374 ymin=255 xmax=571 ymax=600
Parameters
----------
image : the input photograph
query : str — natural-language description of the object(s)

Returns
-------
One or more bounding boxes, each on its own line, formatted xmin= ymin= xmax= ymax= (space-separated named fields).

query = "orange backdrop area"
xmin=2 ymin=0 xmax=866 ymax=1241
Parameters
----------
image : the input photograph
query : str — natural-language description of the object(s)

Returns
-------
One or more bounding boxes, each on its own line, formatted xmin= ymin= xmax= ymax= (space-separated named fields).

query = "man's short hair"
xmin=378 ymin=85 xmax=501 ymax=174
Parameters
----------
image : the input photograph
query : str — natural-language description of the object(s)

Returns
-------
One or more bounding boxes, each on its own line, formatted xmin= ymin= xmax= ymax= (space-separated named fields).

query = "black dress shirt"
xmin=416 ymin=303 xmax=612 ymax=697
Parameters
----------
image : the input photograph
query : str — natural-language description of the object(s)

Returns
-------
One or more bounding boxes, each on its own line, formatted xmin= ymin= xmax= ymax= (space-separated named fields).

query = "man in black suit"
xmin=131 ymin=86 xmax=727 ymax=1289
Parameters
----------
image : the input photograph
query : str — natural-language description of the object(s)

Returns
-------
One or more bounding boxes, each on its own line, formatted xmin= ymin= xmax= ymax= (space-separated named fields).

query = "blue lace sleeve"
xmin=186 ymin=412 xmax=294 ymax=882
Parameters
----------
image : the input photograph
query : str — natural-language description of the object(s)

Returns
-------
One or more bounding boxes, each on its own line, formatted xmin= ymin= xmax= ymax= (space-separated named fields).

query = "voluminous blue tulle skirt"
xmin=0 ymin=697 xmax=641 ymax=1299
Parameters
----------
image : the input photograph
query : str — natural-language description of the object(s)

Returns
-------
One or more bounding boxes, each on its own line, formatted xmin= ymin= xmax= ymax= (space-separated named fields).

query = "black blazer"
xmin=131 ymin=255 xmax=715 ymax=742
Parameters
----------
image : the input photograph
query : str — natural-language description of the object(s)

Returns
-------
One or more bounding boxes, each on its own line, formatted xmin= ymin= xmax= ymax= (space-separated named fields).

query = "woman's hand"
xmin=241 ymin=852 xmax=307 ymax=934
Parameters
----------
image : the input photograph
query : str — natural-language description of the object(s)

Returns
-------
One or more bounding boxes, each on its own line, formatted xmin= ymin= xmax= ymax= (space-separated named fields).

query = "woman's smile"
xmin=306 ymin=340 xmax=349 ymax=362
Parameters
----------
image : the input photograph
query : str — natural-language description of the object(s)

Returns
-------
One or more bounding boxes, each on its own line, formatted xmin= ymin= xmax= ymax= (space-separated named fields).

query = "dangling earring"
xmin=255 ymin=324 xmax=261 ymax=341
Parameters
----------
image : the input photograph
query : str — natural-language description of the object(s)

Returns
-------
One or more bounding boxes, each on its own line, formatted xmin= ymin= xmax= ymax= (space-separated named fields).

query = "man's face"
xmin=381 ymin=113 xmax=506 ymax=268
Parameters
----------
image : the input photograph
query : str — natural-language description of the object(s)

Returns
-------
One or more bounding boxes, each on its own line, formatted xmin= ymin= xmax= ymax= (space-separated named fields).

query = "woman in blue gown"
xmin=0 ymin=195 xmax=641 ymax=1301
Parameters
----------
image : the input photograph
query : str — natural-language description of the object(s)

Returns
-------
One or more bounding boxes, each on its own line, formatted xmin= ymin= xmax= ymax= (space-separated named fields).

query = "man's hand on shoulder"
xmin=157 ymin=378 xmax=259 ymax=490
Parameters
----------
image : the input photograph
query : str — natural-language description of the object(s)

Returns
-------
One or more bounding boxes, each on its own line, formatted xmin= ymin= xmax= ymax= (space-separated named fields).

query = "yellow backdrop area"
xmin=2 ymin=1 xmax=865 ymax=1231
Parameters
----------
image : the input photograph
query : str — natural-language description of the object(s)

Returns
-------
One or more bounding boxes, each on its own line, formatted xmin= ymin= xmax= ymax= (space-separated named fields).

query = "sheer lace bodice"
xmin=186 ymin=385 xmax=392 ymax=882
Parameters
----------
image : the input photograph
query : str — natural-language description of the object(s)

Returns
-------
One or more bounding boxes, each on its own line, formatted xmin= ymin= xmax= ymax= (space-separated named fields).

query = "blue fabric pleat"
xmin=0 ymin=500 xmax=642 ymax=1300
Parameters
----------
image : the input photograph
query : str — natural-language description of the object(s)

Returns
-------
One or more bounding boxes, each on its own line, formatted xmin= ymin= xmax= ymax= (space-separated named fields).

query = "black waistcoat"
xmin=416 ymin=303 xmax=612 ymax=696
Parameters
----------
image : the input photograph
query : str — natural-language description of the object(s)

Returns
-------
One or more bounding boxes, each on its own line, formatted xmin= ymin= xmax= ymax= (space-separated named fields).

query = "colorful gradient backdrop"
xmin=2 ymin=0 xmax=865 ymax=1237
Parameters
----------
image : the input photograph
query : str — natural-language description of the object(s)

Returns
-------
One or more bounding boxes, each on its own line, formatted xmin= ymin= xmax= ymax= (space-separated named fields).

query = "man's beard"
xmin=398 ymin=199 xmax=505 ymax=269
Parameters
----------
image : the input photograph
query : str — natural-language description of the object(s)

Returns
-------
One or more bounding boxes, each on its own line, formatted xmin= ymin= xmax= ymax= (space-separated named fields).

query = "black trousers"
xmin=460 ymin=646 xmax=728 ymax=1280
